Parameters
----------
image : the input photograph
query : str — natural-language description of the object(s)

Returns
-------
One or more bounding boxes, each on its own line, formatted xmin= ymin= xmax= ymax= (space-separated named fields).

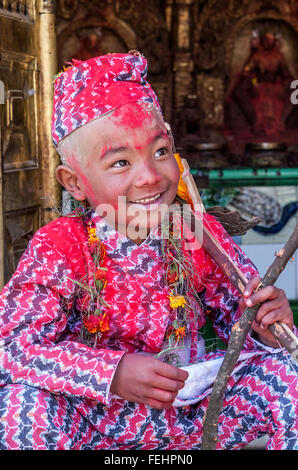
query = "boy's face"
xmin=58 ymin=102 xmax=180 ymax=242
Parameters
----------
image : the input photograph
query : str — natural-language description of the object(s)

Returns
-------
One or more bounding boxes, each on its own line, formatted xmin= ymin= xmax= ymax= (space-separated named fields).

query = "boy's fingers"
xmin=154 ymin=359 xmax=189 ymax=382
xmin=150 ymin=374 xmax=186 ymax=393
xmin=256 ymin=306 xmax=293 ymax=330
xmin=149 ymin=387 xmax=178 ymax=404
xmin=255 ymin=298 xmax=286 ymax=323
xmin=251 ymin=320 xmax=280 ymax=347
xmin=244 ymin=285 xmax=279 ymax=308
xmin=145 ymin=398 xmax=173 ymax=410
xmin=243 ymin=275 xmax=261 ymax=297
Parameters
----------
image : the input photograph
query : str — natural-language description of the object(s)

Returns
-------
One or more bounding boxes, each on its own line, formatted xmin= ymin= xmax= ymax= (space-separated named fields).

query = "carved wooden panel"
xmin=0 ymin=3 xmax=43 ymax=284
xmin=55 ymin=0 xmax=172 ymax=118
xmin=196 ymin=75 xmax=224 ymax=128
xmin=169 ymin=0 xmax=298 ymax=164
xmin=0 ymin=0 xmax=35 ymax=20
xmin=0 ymin=51 xmax=38 ymax=172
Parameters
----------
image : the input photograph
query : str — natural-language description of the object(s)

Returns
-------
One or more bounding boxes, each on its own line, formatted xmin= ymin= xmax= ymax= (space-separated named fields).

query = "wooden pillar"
xmin=0 ymin=81 xmax=5 ymax=288
xmin=172 ymin=0 xmax=194 ymax=112
xmin=38 ymin=0 xmax=61 ymax=226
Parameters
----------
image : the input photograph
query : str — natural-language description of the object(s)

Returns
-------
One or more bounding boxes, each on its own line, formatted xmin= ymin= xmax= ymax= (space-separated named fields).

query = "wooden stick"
xmin=176 ymin=155 xmax=298 ymax=449
xmin=181 ymin=159 xmax=298 ymax=356
xmin=201 ymin=223 xmax=298 ymax=450
xmin=203 ymin=216 xmax=298 ymax=356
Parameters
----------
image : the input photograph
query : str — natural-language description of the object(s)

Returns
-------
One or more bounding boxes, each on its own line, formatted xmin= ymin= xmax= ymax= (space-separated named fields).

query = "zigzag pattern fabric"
xmin=51 ymin=53 xmax=161 ymax=147
xmin=0 ymin=212 xmax=297 ymax=449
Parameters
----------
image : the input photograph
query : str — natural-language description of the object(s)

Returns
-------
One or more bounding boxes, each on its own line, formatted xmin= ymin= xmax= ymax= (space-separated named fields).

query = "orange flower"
xmin=95 ymin=268 xmax=106 ymax=281
xmin=94 ymin=268 xmax=107 ymax=290
xmin=83 ymin=312 xmax=110 ymax=334
xmin=175 ymin=326 xmax=186 ymax=341
xmin=174 ymin=153 xmax=194 ymax=208
xmin=167 ymin=270 xmax=178 ymax=284
xmin=98 ymin=312 xmax=110 ymax=333
xmin=99 ymin=243 xmax=106 ymax=261
xmin=87 ymin=226 xmax=99 ymax=246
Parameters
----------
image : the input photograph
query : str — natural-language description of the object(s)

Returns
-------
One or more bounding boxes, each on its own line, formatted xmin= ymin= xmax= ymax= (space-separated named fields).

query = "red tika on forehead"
xmin=51 ymin=52 xmax=162 ymax=148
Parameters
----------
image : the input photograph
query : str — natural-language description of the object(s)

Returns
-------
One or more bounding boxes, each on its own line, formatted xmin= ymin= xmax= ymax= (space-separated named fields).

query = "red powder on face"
xmin=112 ymin=102 xmax=153 ymax=129
xmin=99 ymin=144 xmax=115 ymax=160
xmin=68 ymin=154 xmax=96 ymax=203
xmin=100 ymin=145 xmax=108 ymax=159
xmin=111 ymin=102 xmax=168 ymax=152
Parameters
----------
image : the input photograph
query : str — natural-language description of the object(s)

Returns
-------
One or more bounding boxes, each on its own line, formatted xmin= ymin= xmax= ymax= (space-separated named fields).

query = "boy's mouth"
xmin=129 ymin=192 xmax=162 ymax=205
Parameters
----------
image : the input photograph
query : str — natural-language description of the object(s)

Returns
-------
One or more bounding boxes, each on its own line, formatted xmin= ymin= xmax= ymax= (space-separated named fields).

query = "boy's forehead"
xmin=59 ymin=104 xmax=168 ymax=162
xmin=75 ymin=104 xmax=166 ymax=142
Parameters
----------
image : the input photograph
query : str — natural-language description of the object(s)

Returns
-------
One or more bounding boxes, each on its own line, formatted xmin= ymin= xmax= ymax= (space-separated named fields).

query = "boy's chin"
xmin=122 ymin=217 xmax=161 ymax=241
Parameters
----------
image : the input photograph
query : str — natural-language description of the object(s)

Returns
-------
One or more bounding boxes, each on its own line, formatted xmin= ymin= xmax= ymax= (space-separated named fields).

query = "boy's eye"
xmin=112 ymin=159 xmax=129 ymax=168
xmin=154 ymin=147 xmax=169 ymax=158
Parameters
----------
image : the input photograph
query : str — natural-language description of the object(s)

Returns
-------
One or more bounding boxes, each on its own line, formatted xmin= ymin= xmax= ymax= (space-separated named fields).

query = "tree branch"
xmin=201 ymin=223 xmax=298 ymax=450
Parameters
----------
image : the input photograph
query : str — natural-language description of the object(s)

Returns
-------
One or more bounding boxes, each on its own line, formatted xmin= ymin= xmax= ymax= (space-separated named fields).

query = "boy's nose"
xmin=134 ymin=162 xmax=162 ymax=187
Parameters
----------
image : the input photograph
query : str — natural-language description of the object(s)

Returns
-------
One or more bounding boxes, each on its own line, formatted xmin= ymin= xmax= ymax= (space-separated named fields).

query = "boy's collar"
xmin=90 ymin=210 xmax=162 ymax=246
xmin=90 ymin=211 xmax=163 ymax=276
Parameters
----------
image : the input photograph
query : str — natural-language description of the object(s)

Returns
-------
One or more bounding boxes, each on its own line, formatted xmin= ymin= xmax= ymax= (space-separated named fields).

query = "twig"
xmin=179 ymin=158 xmax=298 ymax=448
xmin=180 ymin=159 xmax=298 ymax=357
xmin=201 ymin=223 xmax=298 ymax=450
xmin=181 ymin=203 xmax=298 ymax=357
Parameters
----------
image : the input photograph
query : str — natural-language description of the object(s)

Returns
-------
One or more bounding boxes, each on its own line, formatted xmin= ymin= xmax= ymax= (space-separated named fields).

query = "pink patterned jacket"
xmin=0 ymin=211 xmax=262 ymax=406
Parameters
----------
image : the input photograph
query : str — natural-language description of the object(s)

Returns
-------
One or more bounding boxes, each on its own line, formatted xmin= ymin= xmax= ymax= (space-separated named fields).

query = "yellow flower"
xmin=87 ymin=226 xmax=99 ymax=245
xmin=169 ymin=294 xmax=186 ymax=309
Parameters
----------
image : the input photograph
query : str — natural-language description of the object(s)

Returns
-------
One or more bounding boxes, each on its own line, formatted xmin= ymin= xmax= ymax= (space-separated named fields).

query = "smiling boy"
xmin=0 ymin=52 xmax=296 ymax=450
xmin=56 ymin=101 xmax=179 ymax=244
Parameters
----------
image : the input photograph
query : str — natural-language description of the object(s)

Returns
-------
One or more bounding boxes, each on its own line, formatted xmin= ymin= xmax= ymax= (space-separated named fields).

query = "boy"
xmin=0 ymin=52 xmax=296 ymax=450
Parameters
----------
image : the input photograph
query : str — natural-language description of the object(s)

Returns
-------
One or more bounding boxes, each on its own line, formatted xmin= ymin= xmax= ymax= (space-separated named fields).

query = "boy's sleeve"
xmin=197 ymin=213 xmax=269 ymax=350
xmin=0 ymin=228 xmax=125 ymax=405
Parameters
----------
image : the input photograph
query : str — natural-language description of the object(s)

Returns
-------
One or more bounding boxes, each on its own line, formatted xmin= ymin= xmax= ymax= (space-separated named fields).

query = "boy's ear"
xmin=56 ymin=165 xmax=86 ymax=201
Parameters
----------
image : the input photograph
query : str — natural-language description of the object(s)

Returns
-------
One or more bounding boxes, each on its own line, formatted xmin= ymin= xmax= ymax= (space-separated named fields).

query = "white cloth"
xmin=173 ymin=337 xmax=284 ymax=407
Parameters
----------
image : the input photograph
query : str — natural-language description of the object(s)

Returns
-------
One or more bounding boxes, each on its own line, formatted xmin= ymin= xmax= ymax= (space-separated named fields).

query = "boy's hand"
xmin=239 ymin=275 xmax=294 ymax=348
xmin=110 ymin=353 xmax=189 ymax=409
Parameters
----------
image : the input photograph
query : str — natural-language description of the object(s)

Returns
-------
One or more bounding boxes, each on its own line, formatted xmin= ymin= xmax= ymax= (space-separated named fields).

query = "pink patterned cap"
xmin=51 ymin=52 xmax=162 ymax=148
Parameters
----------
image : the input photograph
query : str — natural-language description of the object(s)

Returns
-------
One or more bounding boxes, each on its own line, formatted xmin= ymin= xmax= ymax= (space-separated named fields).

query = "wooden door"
xmin=0 ymin=0 xmax=60 ymax=286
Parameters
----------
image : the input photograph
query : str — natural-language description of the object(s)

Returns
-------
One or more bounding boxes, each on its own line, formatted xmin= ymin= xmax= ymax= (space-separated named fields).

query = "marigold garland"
xmin=69 ymin=207 xmax=199 ymax=355
xmin=157 ymin=207 xmax=200 ymax=366
xmin=66 ymin=163 xmax=201 ymax=357
xmin=169 ymin=294 xmax=186 ymax=309
xmin=83 ymin=312 xmax=110 ymax=335
xmin=68 ymin=218 xmax=111 ymax=347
